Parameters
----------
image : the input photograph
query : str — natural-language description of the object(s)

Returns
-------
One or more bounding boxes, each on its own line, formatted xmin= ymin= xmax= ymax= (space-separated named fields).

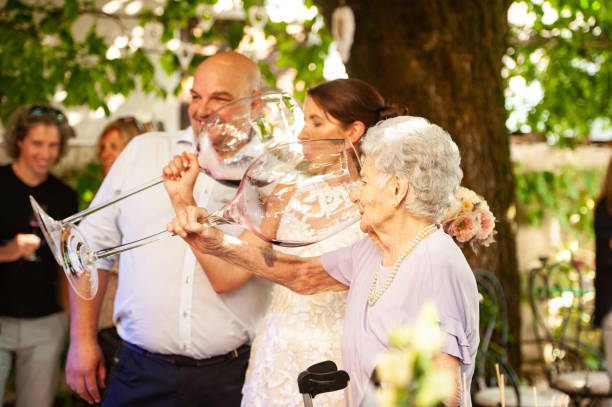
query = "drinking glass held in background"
xmin=30 ymin=92 xmax=304 ymax=299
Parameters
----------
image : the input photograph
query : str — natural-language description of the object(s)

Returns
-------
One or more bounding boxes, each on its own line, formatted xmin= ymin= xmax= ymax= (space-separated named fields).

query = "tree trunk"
xmin=315 ymin=0 xmax=520 ymax=369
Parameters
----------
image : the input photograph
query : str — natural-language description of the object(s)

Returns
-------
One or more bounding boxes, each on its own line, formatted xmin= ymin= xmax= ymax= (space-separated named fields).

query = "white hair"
xmin=361 ymin=116 xmax=463 ymax=222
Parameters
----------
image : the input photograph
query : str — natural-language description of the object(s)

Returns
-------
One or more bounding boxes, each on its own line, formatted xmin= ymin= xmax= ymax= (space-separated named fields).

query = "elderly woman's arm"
xmin=433 ymin=353 xmax=461 ymax=407
xmin=168 ymin=206 xmax=348 ymax=294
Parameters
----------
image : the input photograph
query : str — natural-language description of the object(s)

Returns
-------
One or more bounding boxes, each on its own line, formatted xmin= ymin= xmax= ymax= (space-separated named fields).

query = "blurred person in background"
xmin=0 ymin=104 xmax=78 ymax=407
xmin=594 ymin=155 xmax=612 ymax=407
xmin=97 ymin=116 xmax=148 ymax=176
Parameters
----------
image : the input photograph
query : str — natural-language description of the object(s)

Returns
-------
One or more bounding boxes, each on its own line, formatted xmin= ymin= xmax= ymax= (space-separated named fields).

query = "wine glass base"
xmin=29 ymin=195 xmax=64 ymax=267
xmin=61 ymin=223 xmax=98 ymax=300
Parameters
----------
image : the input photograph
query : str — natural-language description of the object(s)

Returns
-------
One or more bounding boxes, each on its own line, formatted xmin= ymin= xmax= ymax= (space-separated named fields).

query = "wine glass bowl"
xmin=29 ymin=196 xmax=63 ymax=267
xmin=29 ymin=197 xmax=98 ymax=299
xmin=196 ymin=93 xmax=303 ymax=182
xmin=217 ymin=139 xmax=362 ymax=247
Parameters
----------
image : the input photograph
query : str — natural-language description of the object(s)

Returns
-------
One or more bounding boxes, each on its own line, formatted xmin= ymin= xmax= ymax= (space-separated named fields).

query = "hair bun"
xmin=378 ymin=103 xmax=409 ymax=119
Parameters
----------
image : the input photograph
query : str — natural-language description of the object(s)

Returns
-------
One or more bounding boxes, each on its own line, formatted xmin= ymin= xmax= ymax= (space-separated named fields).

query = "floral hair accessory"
xmin=442 ymin=186 xmax=496 ymax=252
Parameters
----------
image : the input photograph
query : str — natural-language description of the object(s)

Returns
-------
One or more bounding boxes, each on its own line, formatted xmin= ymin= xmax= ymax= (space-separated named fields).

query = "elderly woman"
xmin=168 ymin=116 xmax=480 ymax=407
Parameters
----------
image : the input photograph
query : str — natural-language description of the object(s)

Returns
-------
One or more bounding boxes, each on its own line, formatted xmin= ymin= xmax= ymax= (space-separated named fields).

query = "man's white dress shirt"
xmin=79 ymin=128 xmax=271 ymax=358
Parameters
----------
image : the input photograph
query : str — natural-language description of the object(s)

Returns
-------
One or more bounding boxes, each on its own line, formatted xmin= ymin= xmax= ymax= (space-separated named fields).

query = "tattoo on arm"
xmin=261 ymin=247 xmax=277 ymax=267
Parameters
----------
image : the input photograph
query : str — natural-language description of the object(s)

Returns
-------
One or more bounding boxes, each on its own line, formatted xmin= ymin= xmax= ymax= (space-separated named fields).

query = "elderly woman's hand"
xmin=167 ymin=205 xmax=209 ymax=237
xmin=167 ymin=206 xmax=226 ymax=254
xmin=162 ymin=152 xmax=199 ymax=212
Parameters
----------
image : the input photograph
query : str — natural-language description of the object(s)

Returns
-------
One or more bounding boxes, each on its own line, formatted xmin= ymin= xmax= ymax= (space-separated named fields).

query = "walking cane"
xmin=298 ymin=360 xmax=350 ymax=407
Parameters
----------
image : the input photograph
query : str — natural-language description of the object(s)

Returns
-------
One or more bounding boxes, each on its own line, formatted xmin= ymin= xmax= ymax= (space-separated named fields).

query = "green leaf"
xmin=62 ymin=0 xmax=80 ymax=21
xmin=228 ymin=21 xmax=245 ymax=49
xmin=159 ymin=50 xmax=178 ymax=76
xmin=40 ymin=11 xmax=61 ymax=34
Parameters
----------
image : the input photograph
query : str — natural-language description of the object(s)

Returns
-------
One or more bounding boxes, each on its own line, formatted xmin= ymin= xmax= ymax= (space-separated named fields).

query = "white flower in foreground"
xmin=377 ymin=386 xmax=398 ymax=407
xmin=376 ymin=301 xmax=453 ymax=407
xmin=414 ymin=370 xmax=455 ymax=406
xmin=376 ymin=349 xmax=415 ymax=386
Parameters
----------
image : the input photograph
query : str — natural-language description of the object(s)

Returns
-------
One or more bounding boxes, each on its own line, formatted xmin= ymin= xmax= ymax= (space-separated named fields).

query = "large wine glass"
xmin=30 ymin=92 xmax=303 ymax=298
xmin=47 ymin=139 xmax=361 ymax=300
xmin=196 ymin=92 xmax=303 ymax=183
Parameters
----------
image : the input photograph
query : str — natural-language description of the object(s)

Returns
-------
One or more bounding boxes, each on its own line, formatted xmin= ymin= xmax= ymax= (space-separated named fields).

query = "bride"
xmin=163 ymin=78 xmax=406 ymax=406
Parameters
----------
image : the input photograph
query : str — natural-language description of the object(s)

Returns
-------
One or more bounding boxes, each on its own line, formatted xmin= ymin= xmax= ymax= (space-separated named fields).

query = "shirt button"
xmin=183 ymin=311 xmax=188 ymax=318
xmin=185 ymin=276 xmax=190 ymax=284
xmin=183 ymin=345 xmax=187 ymax=351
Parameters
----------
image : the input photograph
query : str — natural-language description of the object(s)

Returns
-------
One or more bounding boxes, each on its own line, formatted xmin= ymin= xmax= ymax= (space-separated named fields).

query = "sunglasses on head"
xmin=118 ymin=116 xmax=146 ymax=133
xmin=29 ymin=105 xmax=66 ymax=122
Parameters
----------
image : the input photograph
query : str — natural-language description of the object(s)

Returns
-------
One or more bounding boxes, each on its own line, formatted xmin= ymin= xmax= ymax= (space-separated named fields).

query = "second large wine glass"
xmin=57 ymin=139 xmax=361 ymax=299
xmin=30 ymin=92 xmax=303 ymax=298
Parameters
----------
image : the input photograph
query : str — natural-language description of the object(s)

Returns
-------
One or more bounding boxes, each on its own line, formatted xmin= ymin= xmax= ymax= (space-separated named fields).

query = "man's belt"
xmin=123 ymin=341 xmax=250 ymax=367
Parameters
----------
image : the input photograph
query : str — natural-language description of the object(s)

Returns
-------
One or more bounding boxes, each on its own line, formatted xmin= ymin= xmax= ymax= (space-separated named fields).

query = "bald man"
xmin=65 ymin=52 xmax=271 ymax=407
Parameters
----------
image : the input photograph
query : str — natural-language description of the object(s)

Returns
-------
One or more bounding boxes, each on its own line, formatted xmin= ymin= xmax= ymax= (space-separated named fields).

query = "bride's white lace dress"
xmin=241 ymin=183 xmax=363 ymax=407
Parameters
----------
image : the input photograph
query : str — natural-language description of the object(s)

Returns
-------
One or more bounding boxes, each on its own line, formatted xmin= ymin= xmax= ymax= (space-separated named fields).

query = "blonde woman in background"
xmin=98 ymin=117 xmax=148 ymax=175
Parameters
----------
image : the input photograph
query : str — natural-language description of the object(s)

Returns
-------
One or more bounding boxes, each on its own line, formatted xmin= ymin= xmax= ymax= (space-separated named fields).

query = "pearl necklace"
xmin=367 ymin=223 xmax=438 ymax=306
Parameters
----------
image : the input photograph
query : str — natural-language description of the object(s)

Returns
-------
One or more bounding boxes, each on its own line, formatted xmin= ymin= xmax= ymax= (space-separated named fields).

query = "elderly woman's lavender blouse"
xmin=320 ymin=228 xmax=479 ymax=407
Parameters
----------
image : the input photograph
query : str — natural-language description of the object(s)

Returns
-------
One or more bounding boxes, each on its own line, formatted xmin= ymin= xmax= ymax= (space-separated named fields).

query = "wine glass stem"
xmin=63 ymin=176 xmax=164 ymax=224
xmin=93 ymin=211 xmax=227 ymax=260
xmin=95 ymin=230 xmax=172 ymax=260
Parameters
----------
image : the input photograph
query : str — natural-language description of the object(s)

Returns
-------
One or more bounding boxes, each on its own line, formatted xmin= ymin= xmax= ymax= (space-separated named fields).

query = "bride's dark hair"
xmin=307 ymin=78 xmax=408 ymax=132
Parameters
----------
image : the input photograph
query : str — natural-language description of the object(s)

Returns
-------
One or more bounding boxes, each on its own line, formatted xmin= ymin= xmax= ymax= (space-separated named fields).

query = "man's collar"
xmin=177 ymin=127 xmax=196 ymax=146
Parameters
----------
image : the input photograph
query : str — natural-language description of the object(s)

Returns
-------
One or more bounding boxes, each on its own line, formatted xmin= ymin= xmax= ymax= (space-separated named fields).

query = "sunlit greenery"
xmin=506 ymin=0 xmax=611 ymax=145
xmin=0 ymin=0 xmax=332 ymax=123
xmin=514 ymin=164 xmax=605 ymax=246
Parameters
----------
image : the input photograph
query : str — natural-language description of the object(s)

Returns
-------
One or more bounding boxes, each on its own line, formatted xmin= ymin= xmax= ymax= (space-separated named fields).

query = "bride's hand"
xmin=162 ymin=152 xmax=199 ymax=211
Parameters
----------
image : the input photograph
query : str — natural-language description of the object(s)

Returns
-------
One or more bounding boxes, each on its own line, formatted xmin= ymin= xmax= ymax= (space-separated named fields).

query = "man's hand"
xmin=0 ymin=233 xmax=41 ymax=262
xmin=162 ymin=152 xmax=199 ymax=212
xmin=65 ymin=337 xmax=106 ymax=404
